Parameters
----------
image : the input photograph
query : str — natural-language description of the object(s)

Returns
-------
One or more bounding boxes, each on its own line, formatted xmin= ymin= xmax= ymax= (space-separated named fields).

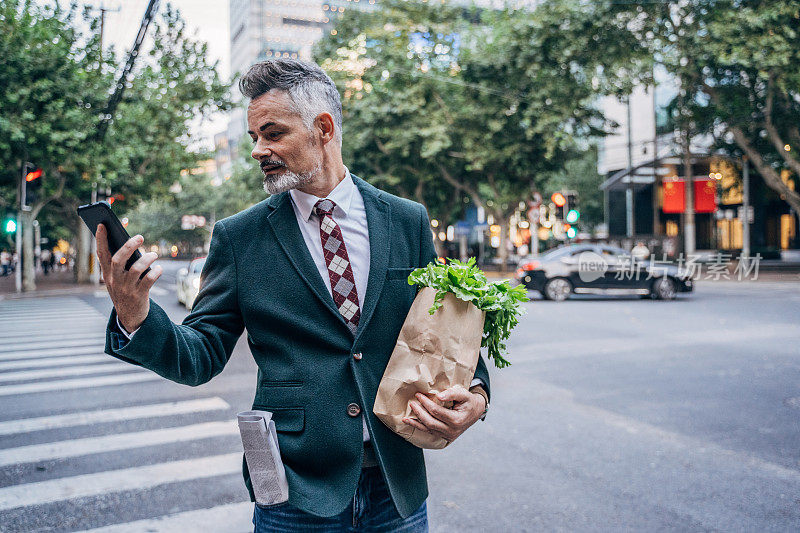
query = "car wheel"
xmin=544 ymin=278 xmax=572 ymax=302
xmin=652 ymin=276 xmax=677 ymax=300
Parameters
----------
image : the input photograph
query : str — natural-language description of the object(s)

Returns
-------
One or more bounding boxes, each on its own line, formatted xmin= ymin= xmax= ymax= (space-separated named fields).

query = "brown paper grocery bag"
xmin=373 ymin=286 xmax=485 ymax=449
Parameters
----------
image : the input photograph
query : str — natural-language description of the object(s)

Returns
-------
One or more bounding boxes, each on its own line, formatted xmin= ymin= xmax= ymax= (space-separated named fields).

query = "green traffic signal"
xmin=566 ymin=209 xmax=580 ymax=223
xmin=4 ymin=219 xmax=17 ymax=233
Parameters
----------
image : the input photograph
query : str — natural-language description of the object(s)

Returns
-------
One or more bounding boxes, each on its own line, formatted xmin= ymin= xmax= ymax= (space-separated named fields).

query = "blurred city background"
xmin=1 ymin=0 xmax=799 ymax=531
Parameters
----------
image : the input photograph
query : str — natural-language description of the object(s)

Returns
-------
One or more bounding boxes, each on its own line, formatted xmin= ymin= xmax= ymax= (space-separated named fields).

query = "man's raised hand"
xmin=95 ymin=224 xmax=162 ymax=333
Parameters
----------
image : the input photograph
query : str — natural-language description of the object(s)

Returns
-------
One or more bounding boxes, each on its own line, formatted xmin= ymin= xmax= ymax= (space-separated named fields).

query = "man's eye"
xmin=269 ymin=131 xmax=282 ymax=139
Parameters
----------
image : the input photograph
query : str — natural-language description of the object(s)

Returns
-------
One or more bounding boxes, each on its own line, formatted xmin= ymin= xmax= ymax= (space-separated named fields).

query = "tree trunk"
xmin=75 ymin=221 xmax=91 ymax=283
xmin=21 ymin=211 xmax=36 ymax=291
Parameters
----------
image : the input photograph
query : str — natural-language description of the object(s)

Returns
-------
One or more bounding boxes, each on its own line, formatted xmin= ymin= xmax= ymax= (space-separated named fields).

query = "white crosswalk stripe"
xmin=0 ymin=397 xmax=230 ymax=436
xmin=0 ymin=296 xmax=253 ymax=531
xmin=81 ymin=501 xmax=255 ymax=533
xmin=0 ymin=372 xmax=160 ymax=396
xmin=0 ymin=347 xmax=109 ymax=361
xmin=0 ymin=336 xmax=106 ymax=352
xmin=0 ymin=360 xmax=128 ymax=383
xmin=0 ymin=452 xmax=242 ymax=512
xmin=0 ymin=354 xmax=110 ymax=371
xmin=0 ymin=331 xmax=107 ymax=344
xmin=0 ymin=421 xmax=239 ymax=467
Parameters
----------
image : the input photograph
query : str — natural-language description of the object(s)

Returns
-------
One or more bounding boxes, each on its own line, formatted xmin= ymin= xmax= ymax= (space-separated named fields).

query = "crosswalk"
xmin=0 ymin=296 xmax=254 ymax=532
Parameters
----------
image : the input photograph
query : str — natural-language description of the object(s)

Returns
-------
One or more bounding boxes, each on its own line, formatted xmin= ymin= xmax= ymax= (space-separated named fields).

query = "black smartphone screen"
xmin=77 ymin=201 xmax=149 ymax=276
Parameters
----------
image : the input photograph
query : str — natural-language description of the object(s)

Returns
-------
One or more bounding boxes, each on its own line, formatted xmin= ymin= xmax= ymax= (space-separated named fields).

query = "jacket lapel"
xmin=352 ymin=175 xmax=390 ymax=341
xmin=263 ymin=175 xmax=391 ymax=339
xmin=264 ymin=192 xmax=349 ymax=329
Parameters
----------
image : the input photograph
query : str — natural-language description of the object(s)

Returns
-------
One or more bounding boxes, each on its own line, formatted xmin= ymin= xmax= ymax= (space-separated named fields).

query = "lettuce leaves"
xmin=407 ymin=257 xmax=528 ymax=368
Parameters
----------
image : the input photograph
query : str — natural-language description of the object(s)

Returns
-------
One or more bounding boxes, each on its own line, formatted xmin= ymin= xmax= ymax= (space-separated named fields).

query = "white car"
xmin=176 ymin=257 xmax=206 ymax=310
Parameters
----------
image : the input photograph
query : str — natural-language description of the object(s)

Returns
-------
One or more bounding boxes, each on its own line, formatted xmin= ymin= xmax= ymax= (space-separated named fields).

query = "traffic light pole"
xmin=15 ymin=163 xmax=25 ymax=293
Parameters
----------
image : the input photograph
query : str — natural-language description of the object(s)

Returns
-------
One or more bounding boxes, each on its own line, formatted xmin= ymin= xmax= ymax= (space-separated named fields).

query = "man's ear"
xmin=315 ymin=112 xmax=336 ymax=145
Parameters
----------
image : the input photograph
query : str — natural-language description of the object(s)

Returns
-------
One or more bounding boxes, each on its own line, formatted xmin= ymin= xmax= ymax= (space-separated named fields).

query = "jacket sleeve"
xmin=418 ymin=205 xmax=492 ymax=403
xmin=104 ymin=220 xmax=245 ymax=386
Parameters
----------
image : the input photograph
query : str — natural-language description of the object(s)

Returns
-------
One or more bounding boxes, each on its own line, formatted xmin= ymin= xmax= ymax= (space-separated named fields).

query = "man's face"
xmin=247 ymin=90 xmax=322 ymax=194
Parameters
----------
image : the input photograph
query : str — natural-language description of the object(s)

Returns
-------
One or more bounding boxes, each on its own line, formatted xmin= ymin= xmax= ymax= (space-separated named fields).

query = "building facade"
xmin=598 ymin=69 xmax=798 ymax=258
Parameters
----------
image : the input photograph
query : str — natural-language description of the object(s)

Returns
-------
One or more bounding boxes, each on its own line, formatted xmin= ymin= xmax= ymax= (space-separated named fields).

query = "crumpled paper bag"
xmin=237 ymin=410 xmax=289 ymax=506
xmin=373 ymin=286 xmax=485 ymax=449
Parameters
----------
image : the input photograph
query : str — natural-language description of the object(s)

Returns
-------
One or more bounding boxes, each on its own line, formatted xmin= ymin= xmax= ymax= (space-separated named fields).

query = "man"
xmin=97 ymin=59 xmax=491 ymax=531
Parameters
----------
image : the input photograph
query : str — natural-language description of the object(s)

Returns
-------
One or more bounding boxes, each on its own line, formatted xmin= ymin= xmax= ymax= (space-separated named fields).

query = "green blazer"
xmin=104 ymin=174 xmax=491 ymax=519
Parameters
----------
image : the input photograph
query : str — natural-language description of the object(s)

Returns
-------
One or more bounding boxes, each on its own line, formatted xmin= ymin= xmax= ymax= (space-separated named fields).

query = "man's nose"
xmin=251 ymin=139 xmax=272 ymax=160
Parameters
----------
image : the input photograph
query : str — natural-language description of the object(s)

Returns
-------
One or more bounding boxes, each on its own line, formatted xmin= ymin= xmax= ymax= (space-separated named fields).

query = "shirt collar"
xmin=289 ymin=167 xmax=355 ymax=222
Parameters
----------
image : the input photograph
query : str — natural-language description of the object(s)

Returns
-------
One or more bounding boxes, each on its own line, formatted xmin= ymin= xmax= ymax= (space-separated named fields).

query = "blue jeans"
xmin=252 ymin=466 xmax=428 ymax=532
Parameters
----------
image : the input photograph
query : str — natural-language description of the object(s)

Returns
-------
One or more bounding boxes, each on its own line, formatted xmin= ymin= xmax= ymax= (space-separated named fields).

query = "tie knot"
xmin=313 ymin=198 xmax=337 ymax=217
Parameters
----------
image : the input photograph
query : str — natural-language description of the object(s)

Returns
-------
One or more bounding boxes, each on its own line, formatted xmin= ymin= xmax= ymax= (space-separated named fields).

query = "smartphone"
xmin=77 ymin=201 xmax=150 ymax=278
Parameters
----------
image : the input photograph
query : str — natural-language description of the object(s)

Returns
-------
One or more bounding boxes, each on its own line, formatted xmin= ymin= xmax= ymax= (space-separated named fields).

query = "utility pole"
xmin=626 ymin=96 xmax=635 ymax=238
xmin=742 ymin=156 xmax=750 ymax=258
xmin=683 ymin=129 xmax=695 ymax=255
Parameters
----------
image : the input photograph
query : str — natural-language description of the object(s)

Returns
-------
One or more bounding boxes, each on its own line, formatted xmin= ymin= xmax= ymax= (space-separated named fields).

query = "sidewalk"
xmin=0 ymin=269 xmax=103 ymax=300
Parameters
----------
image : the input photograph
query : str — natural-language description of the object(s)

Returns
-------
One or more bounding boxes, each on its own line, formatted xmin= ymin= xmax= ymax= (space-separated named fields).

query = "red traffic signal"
xmin=25 ymin=168 xmax=42 ymax=182
xmin=551 ymin=192 xmax=566 ymax=207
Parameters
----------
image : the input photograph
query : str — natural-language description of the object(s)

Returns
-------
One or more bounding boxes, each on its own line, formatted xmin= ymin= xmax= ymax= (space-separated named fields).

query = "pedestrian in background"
xmin=631 ymin=241 xmax=650 ymax=261
xmin=0 ymin=250 xmax=9 ymax=276
xmin=41 ymin=248 xmax=52 ymax=275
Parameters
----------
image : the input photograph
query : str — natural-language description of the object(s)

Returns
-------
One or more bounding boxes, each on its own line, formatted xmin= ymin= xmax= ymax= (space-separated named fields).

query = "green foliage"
xmin=313 ymin=0 xmax=654 ymax=262
xmin=407 ymin=257 xmax=528 ymax=368
xmin=0 ymin=0 xmax=230 ymax=242
xmin=602 ymin=0 xmax=800 ymax=216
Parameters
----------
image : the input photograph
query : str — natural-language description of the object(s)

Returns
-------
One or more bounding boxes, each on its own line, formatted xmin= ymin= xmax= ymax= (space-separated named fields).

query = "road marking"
xmin=0 ymin=397 xmax=230 ymax=436
xmin=0 ymin=354 xmax=110 ymax=371
xmin=81 ymin=501 xmax=255 ymax=533
xmin=150 ymin=286 xmax=168 ymax=296
xmin=0 ymin=347 xmax=107 ymax=361
xmin=0 ymin=452 xmax=241 ymax=512
xmin=0 ymin=361 xmax=132 ymax=383
xmin=0 ymin=372 xmax=159 ymax=396
xmin=0 ymin=337 xmax=107 ymax=353
xmin=0 ymin=312 xmax=101 ymax=323
xmin=0 ymin=331 xmax=107 ymax=344
xmin=0 ymin=421 xmax=238 ymax=467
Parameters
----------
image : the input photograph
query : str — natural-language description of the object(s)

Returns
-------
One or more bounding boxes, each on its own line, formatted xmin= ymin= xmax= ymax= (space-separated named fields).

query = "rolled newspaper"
xmin=237 ymin=410 xmax=289 ymax=506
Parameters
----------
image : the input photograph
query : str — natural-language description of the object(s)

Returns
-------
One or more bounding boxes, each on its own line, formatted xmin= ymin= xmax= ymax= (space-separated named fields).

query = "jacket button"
xmin=347 ymin=403 xmax=361 ymax=417
xmin=353 ymin=352 xmax=363 ymax=360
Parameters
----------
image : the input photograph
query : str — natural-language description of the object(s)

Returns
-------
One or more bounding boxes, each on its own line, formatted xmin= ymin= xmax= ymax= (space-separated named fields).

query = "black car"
xmin=515 ymin=244 xmax=694 ymax=301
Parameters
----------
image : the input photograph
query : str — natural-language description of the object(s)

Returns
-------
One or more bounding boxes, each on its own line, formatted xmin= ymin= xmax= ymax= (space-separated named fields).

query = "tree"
xmin=600 ymin=0 xmax=800 ymax=236
xmin=314 ymin=0 xmax=650 ymax=264
xmin=0 ymin=1 xmax=229 ymax=289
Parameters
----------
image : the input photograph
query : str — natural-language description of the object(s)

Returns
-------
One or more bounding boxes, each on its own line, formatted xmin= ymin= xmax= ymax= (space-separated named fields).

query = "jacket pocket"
xmin=251 ymin=406 xmax=305 ymax=433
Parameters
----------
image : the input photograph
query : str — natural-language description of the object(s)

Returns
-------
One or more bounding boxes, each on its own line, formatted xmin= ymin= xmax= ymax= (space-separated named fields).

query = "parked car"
xmin=515 ymin=244 xmax=693 ymax=301
xmin=176 ymin=257 xmax=206 ymax=310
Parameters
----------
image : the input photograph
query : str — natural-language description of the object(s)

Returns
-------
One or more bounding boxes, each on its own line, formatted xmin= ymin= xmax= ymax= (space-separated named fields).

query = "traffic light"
xmin=565 ymin=192 xmax=580 ymax=224
xmin=550 ymin=192 xmax=567 ymax=220
xmin=23 ymin=163 xmax=43 ymax=208
xmin=3 ymin=217 xmax=16 ymax=234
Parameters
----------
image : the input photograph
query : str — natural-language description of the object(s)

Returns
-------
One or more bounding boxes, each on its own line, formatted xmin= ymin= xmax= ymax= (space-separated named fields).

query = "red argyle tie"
xmin=313 ymin=199 xmax=361 ymax=334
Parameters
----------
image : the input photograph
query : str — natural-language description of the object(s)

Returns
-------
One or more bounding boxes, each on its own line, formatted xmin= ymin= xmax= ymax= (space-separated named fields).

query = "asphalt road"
xmin=1 ymin=262 xmax=799 ymax=531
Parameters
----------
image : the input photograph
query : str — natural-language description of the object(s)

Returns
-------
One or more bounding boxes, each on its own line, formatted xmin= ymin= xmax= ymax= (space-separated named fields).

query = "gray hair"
xmin=239 ymin=59 xmax=343 ymax=147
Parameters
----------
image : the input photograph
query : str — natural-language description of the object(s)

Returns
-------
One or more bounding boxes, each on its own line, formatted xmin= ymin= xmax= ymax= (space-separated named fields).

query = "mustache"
xmin=260 ymin=159 xmax=286 ymax=170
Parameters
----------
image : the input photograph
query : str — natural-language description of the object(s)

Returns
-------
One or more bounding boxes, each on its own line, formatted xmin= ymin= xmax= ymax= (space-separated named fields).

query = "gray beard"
xmin=262 ymin=162 xmax=321 ymax=195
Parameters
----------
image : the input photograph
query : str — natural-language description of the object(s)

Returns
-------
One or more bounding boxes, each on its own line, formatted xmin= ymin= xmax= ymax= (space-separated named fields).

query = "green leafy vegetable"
xmin=407 ymin=257 xmax=528 ymax=368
